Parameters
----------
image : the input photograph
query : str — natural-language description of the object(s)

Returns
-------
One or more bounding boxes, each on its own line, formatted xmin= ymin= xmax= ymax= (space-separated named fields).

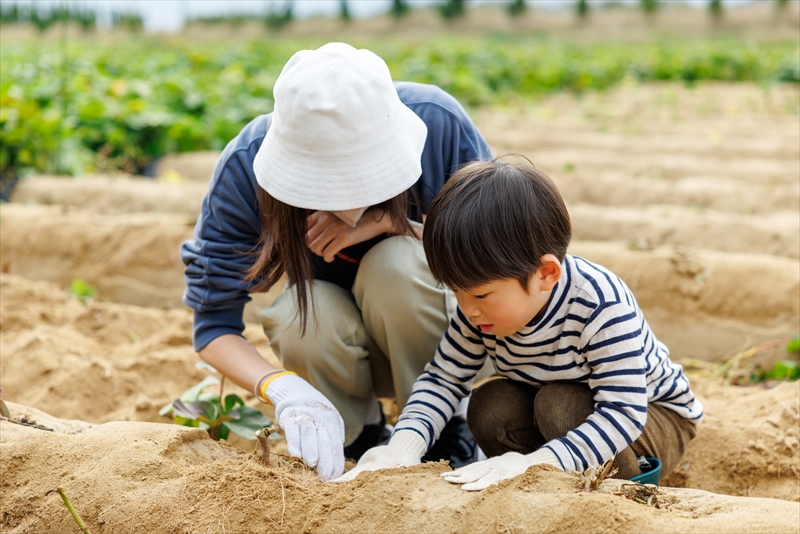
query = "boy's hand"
xmin=441 ymin=448 xmax=561 ymax=491
xmin=331 ymin=431 xmax=428 ymax=483
xmin=265 ymin=373 xmax=346 ymax=481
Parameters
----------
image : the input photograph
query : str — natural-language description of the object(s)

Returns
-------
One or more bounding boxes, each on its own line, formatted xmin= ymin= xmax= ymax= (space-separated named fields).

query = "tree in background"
xmin=508 ymin=0 xmax=526 ymax=18
xmin=439 ymin=0 xmax=465 ymax=20
xmin=775 ymin=0 xmax=789 ymax=13
xmin=709 ymin=0 xmax=723 ymax=22
xmin=641 ymin=0 xmax=658 ymax=16
xmin=390 ymin=0 xmax=410 ymax=19
xmin=576 ymin=0 xmax=589 ymax=19
xmin=340 ymin=0 xmax=351 ymax=22
xmin=265 ymin=0 xmax=293 ymax=29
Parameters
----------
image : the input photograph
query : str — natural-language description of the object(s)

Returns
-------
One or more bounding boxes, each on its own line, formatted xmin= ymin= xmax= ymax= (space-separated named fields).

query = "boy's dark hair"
xmin=423 ymin=156 xmax=571 ymax=291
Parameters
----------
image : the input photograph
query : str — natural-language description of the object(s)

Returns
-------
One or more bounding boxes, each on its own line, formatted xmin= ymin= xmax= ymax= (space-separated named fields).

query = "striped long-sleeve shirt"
xmin=395 ymin=254 xmax=703 ymax=473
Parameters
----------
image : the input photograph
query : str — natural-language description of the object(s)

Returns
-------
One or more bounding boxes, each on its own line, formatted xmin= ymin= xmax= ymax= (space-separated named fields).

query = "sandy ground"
xmin=2 ymin=83 xmax=799 ymax=532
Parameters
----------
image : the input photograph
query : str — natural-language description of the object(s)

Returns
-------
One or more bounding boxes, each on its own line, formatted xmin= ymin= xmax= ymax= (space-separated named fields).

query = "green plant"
xmin=754 ymin=360 xmax=800 ymax=382
xmin=577 ymin=0 xmax=590 ymax=19
xmin=641 ymin=0 xmax=658 ymax=15
xmin=69 ymin=279 xmax=97 ymax=302
xmin=111 ymin=11 xmax=143 ymax=32
xmin=508 ymin=0 xmax=526 ymax=18
xmin=787 ymin=334 xmax=800 ymax=353
xmin=160 ymin=376 xmax=273 ymax=441
xmin=709 ymin=0 xmax=723 ymax=22
xmin=265 ymin=1 xmax=293 ymax=29
xmin=390 ymin=0 xmax=410 ymax=18
xmin=46 ymin=488 xmax=92 ymax=534
xmin=439 ymin=0 xmax=465 ymax=20
xmin=2 ymin=36 xmax=797 ymax=179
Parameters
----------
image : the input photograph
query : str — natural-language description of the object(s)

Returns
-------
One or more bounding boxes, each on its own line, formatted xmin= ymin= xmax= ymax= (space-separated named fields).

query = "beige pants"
xmin=260 ymin=236 xmax=460 ymax=445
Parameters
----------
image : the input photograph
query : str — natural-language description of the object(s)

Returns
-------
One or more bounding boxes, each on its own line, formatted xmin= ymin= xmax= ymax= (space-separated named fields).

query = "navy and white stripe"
xmin=395 ymin=254 xmax=704 ymax=472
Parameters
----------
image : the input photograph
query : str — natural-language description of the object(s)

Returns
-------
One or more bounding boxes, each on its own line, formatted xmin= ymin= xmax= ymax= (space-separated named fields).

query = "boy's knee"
xmin=534 ymin=382 xmax=595 ymax=441
xmin=468 ymin=378 xmax=540 ymax=457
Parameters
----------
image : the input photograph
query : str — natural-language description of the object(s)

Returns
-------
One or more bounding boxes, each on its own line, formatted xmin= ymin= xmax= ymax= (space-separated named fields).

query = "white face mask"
xmin=331 ymin=207 xmax=368 ymax=227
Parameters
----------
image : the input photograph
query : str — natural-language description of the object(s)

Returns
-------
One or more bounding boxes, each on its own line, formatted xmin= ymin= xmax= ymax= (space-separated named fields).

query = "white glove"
xmin=265 ymin=374 xmax=346 ymax=481
xmin=331 ymin=431 xmax=428 ymax=483
xmin=441 ymin=447 xmax=562 ymax=491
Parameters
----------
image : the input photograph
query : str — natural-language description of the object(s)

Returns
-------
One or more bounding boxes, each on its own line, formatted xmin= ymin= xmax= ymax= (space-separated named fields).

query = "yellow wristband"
xmin=260 ymin=371 xmax=297 ymax=406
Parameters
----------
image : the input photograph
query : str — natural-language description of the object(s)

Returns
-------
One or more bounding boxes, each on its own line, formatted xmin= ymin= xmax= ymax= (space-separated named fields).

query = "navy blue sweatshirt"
xmin=181 ymin=82 xmax=492 ymax=351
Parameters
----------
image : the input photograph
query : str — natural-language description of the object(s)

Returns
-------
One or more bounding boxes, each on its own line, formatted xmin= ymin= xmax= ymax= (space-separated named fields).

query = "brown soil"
xmin=2 ymin=83 xmax=799 ymax=533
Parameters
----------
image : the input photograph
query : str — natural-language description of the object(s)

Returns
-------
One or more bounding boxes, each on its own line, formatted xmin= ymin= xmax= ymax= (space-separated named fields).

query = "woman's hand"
xmin=306 ymin=209 xmax=394 ymax=263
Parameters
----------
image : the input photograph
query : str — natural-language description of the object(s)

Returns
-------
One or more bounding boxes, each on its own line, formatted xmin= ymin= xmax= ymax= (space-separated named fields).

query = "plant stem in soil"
xmin=47 ymin=487 xmax=92 ymax=534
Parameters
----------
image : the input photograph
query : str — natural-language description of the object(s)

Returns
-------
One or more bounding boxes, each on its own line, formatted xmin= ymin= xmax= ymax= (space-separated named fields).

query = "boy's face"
xmin=453 ymin=255 xmax=562 ymax=338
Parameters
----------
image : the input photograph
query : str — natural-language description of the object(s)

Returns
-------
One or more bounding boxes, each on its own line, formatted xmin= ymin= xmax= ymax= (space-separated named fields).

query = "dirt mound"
xmin=2 ymin=401 xmax=799 ymax=534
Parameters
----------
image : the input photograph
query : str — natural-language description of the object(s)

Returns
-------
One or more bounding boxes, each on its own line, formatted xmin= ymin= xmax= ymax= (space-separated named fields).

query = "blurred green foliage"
xmin=508 ymin=0 xmax=526 ymax=18
xmin=577 ymin=0 xmax=590 ymax=19
xmin=641 ymin=0 xmax=658 ymax=15
xmin=439 ymin=0 xmax=466 ymax=20
xmin=69 ymin=279 xmax=97 ymax=302
xmin=709 ymin=0 xmax=723 ymax=21
xmin=391 ymin=0 xmax=411 ymax=19
xmin=1 ymin=36 xmax=798 ymax=177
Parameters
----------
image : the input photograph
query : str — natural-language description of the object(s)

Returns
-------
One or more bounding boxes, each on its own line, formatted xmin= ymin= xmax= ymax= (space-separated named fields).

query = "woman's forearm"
xmin=198 ymin=334 xmax=281 ymax=395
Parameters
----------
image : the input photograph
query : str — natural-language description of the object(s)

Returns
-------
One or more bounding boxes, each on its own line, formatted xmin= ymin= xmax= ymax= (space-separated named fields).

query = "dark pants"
xmin=467 ymin=378 xmax=697 ymax=481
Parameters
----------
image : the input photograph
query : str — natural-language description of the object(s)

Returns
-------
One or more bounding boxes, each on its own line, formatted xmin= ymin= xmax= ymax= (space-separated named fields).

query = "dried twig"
xmin=255 ymin=424 xmax=280 ymax=466
xmin=614 ymin=482 xmax=664 ymax=508
xmin=572 ymin=456 xmax=618 ymax=492
xmin=279 ymin=477 xmax=286 ymax=529
xmin=0 ymin=414 xmax=54 ymax=431
xmin=46 ymin=487 xmax=92 ymax=534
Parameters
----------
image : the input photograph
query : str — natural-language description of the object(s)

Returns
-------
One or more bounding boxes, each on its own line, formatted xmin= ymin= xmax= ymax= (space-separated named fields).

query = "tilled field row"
xmin=11 ymin=177 xmax=799 ymax=257
xmin=1 ymin=203 xmax=796 ymax=363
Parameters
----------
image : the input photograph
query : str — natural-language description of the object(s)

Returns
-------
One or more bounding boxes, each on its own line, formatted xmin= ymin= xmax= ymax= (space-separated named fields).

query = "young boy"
xmin=334 ymin=158 xmax=702 ymax=490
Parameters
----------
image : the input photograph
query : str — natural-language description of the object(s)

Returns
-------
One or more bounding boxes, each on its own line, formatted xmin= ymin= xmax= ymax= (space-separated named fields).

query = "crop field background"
xmin=1 ymin=2 xmax=799 ymax=533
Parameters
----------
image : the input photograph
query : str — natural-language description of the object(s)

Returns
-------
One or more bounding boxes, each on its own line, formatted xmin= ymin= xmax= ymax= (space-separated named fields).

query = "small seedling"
xmin=787 ymin=335 xmax=800 ymax=354
xmin=160 ymin=376 xmax=272 ymax=441
xmin=572 ymin=456 xmax=618 ymax=492
xmin=46 ymin=487 xmax=92 ymax=534
xmin=69 ymin=279 xmax=97 ymax=302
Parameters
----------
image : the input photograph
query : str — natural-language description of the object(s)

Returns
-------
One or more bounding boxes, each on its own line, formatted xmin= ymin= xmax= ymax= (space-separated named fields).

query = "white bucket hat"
xmin=253 ymin=42 xmax=428 ymax=212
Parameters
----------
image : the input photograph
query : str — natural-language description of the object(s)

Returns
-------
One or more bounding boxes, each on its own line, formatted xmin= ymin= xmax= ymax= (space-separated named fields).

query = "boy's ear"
xmin=535 ymin=254 xmax=562 ymax=291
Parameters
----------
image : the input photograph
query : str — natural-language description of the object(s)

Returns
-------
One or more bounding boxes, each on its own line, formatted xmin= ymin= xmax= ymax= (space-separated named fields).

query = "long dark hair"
xmin=244 ymin=188 xmax=415 ymax=334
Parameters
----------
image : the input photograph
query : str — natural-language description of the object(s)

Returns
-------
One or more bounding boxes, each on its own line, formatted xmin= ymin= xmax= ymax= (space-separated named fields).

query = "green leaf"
xmin=787 ymin=335 xmax=800 ymax=353
xmin=770 ymin=360 xmax=799 ymax=381
xmin=158 ymin=375 xmax=220 ymax=415
xmin=69 ymin=279 xmax=97 ymax=302
xmin=172 ymin=399 xmax=218 ymax=421
xmin=223 ymin=394 xmax=245 ymax=414
xmin=223 ymin=406 xmax=272 ymax=439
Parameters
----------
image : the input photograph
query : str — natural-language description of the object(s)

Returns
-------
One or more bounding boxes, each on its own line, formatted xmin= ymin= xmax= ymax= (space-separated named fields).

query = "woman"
xmin=180 ymin=43 xmax=492 ymax=480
